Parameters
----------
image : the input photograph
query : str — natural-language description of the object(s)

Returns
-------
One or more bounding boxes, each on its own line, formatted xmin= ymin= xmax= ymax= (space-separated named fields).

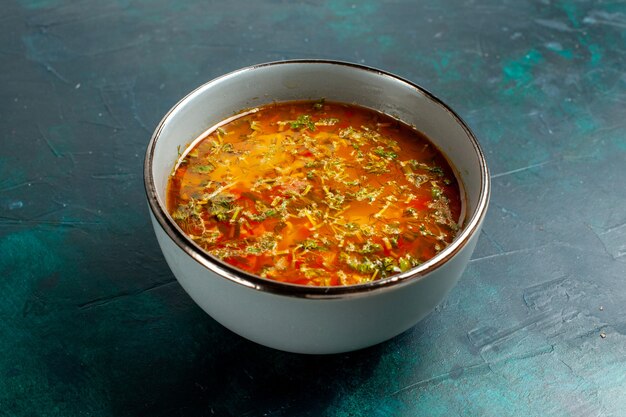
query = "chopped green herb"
xmin=313 ymin=98 xmax=325 ymax=110
xmin=372 ymin=146 xmax=398 ymax=160
xmin=359 ymin=241 xmax=383 ymax=254
xmin=244 ymin=207 xmax=281 ymax=222
xmin=315 ymin=118 xmax=339 ymax=126
xmin=404 ymin=207 xmax=417 ymax=217
xmin=380 ymin=257 xmax=401 ymax=273
xmin=364 ymin=158 xmax=390 ymax=174
xmin=352 ymin=186 xmax=382 ymax=203
xmin=345 ymin=255 xmax=377 ymax=274
xmin=208 ymin=193 xmax=235 ymax=222
xmin=419 ymin=224 xmax=435 ymax=237
xmin=406 ymin=173 xmax=430 ymax=187
xmin=429 ymin=166 xmax=444 ymax=176
xmin=399 ymin=255 xmax=420 ymax=271
xmin=323 ymin=189 xmax=346 ymax=210
xmin=290 ymin=114 xmax=316 ymax=131
xmin=192 ymin=164 xmax=215 ymax=174
xmin=383 ymin=222 xmax=401 ymax=235
xmin=246 ymin=233 xmax=277 ymax=254
xmin=302 ymin=238 xmax=326 ymax=251
xmin=172 ymin=202 xmax=200 ymax=221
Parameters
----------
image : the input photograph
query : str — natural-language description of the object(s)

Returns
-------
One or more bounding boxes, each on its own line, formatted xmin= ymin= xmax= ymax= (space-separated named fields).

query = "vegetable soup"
xmin=167 ymin=100 xmax=462 ymax=286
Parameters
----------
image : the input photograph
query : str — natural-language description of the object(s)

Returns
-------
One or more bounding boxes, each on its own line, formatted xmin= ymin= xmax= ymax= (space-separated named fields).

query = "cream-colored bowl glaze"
xmin=145 ymin=60 xmax=490 ymax=354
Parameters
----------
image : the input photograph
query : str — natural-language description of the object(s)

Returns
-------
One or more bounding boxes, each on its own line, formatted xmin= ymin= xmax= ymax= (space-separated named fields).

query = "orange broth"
xmin=167 ymin=101 xmax=462 ymax=286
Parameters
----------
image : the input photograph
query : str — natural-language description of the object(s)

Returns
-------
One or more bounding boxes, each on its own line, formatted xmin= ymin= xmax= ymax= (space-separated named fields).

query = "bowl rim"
xmin=144 ymin=59 xmax=490 ymax=299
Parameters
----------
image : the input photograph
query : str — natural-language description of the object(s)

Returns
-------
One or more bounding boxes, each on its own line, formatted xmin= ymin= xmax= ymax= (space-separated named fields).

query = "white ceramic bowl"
xmin=144 ymin=60 xmax=490 ymax=354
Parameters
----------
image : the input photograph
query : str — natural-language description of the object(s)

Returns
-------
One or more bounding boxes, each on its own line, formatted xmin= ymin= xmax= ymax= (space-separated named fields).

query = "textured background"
xmin=1 ymin=0 xmax=625 ymax=416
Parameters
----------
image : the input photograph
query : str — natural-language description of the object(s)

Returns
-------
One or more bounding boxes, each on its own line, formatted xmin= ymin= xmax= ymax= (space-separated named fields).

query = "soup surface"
xmin=167 ymin=100 xmax=462 ymax=286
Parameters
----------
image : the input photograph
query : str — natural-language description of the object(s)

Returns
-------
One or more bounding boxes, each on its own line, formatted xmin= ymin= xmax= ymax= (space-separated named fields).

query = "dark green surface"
xmin=1 ymin=0 xmax=625 ymax=416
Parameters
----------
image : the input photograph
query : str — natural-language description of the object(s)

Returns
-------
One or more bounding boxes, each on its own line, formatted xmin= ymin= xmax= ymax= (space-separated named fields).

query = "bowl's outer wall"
xmin=148 ymin=61 xmax=489 ymax=353
xmin=151 ymin=211 xmax=483 ymax=354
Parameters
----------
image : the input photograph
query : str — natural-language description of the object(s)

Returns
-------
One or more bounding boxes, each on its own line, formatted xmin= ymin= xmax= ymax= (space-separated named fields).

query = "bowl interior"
xmin=147 ymin=60 xmax=488 ymax=284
